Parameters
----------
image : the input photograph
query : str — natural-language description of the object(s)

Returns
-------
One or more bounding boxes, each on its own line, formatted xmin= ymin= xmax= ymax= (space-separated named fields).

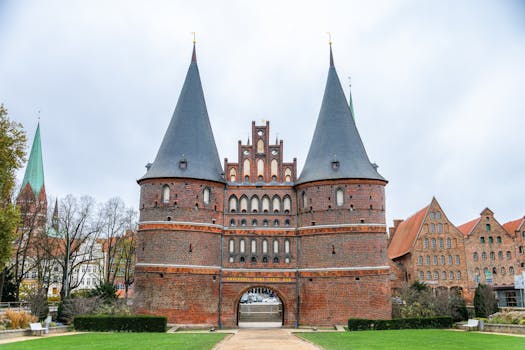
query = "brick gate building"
xmin=134 ymin=43 xmax=391 ymax=327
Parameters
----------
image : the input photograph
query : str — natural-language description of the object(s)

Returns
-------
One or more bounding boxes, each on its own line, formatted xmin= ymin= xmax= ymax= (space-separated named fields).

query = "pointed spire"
xmin=191 ymin=32 xmax=197 ymax=62
xmin=297 ymin=44 xmax=385 ymax=185
xmin=20 ymin=123 xmax=45 ymax=196
xmin=329 ymin=43 xmax=334 ymax=67
xmin=191 ymin=42 xmax=197 ymax=62
xmin=141 ymin=43 xmax=225 ymax=183
xmin=52 ymin=198 xmax=59 ymax=231
xmin=348 ymin=77 xmax=355 ymax=120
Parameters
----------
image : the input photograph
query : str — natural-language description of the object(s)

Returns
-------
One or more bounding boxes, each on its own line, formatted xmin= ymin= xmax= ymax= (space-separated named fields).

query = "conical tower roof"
xmin=141 ymin=44 xmax=225 ymax=183
xmin=297 ymin=45 xmax=385 ymax=185
xmin=20 ymin=123 xmax=45 ymax=196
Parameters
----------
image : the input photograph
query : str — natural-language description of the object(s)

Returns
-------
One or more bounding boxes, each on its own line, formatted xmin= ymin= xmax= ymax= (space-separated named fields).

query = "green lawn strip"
xmin=2 ymin=332 xmax=227 ymax=350
xmin=298 ymin=329 xmax=525 ymax=350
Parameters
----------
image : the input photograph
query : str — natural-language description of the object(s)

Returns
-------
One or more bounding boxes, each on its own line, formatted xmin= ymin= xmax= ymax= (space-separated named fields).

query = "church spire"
xmin=141 ymin=43 xmax=225 ymax=183
xmin=20 ymin=123 xmax=45 ymax=196
xmin=297 ymin=44 xmax=385 ymax=185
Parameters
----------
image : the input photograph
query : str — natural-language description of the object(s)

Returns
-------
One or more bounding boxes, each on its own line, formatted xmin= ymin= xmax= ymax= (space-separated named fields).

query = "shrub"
xmin=5 ymin=309 xmax=36 ymax=329
xmin=88 ymin=282 xmax=118 ymax=304
xmin=74 ymin=315 xmax=167 ymax=332
xmin=348 ymin=317 xmax=453 ymax=331
xmin=58 ymin=296 xmax=102 ymax=324
xmin=27 ymin=289 xmax=49 ymax=321
xmin=487 ymin=311 xmax=525 ymax=325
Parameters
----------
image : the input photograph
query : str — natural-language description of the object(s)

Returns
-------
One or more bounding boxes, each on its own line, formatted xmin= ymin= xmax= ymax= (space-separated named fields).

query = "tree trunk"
xmin=0 ymin=269 xmax=5 ymax=301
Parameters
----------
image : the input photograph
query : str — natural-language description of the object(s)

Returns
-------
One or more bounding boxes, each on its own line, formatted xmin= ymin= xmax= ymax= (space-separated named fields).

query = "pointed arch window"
xmin=262 ymin=239 xmax=268 ymax=254
xmin=272 ymin=196 xmax=281 ymax=213
xmin=273 ymin=239 xmax=279 ymax=254
xmin=251 ymin=196 xmax=259 ymax=213
xmin=283 ymin=196 xmax=291 ymax=214
xmin=257 ymin=139 xmax=264 ymax=153
xmin=229 ymin=196 xmax=238 ymax=212
xmin=240 ymin=197 xmax=248 ymax=213
xmin=229 ymin=168 xmax=237 ymax=182
xmin=284 ymin=239 xmax=290 ymax=254
xmin=262 ymin=196 xmax=270 ymax=213
xmin=271 ymin=159 xmax=278 ymax=178
xmin=336 ymin=189 xmax=344 ymax=206
xmin=284 ymin=168 xmax=292 ymax=182
xmin=229 ymin=239 xmax=235 ymax=254
xmin=162 ymin=185 xmax=170 ymax=203
xmin=251 ymin=239 xmax=257 ymax=254
xmin=257 ymin=159 xmax=264 ymax=179
xmin=243 ymin=159 xmax=250 ymax=178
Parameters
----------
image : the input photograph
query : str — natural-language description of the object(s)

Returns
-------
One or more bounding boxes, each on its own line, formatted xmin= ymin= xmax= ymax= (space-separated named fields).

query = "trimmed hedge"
xmin=74 ymin=315 xmax=167 ymax=332
xmin=348 ymin=317 xmax=453 ymax=331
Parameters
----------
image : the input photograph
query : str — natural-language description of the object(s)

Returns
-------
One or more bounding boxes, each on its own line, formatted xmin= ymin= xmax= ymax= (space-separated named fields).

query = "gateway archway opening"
xmin=238 ymin=287 xmax=283 ymax=328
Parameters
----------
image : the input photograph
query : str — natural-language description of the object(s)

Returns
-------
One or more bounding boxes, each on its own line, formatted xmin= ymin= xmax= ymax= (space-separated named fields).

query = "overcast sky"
xmin=1 ymin=0 xmax=524 ymax=227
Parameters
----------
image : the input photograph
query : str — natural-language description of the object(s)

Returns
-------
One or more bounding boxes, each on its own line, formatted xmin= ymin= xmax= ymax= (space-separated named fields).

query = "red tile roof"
xmin=503 ymin=217 xmax=524 ymax=236
xmin=388 ymin=205 xmax=429 ymax=260
xmin=457 ymin=218 xmax=480 ymax=237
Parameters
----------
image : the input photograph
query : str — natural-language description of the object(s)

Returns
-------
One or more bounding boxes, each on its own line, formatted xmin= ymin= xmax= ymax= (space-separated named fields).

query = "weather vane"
xmin=191 ymin=32 xmax=196 ymax=44
xmin=327 ymin=32 xmax=332 ymax=45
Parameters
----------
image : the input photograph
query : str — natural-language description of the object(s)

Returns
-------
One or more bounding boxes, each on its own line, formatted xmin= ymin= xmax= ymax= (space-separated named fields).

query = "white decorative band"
xmin=298 ymin=223 xmax=386 ymax=230
xmin=139 ymin=221 xmax=223 ymax=229
xmin=136 ymin=263 xmax=389 ymax=272
xmin=136 ymin=262 xmax=221 ymax=269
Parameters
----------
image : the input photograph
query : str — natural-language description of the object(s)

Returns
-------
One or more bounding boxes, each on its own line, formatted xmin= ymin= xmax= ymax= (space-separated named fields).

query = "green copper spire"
xmin=21 ymin=123 xmax=45 ymax=196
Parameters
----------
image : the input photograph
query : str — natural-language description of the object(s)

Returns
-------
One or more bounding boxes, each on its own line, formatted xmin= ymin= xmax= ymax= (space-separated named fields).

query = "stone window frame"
xmin=162 ymin=184 xmax=170 ymax=203
xmin=417 ymin=256 xmax=423 ymax=265
xmin=335 ymin=188 xmax=344 ymax=207
xmin=446 ymin=238 xmax=451 ymax=249
xmin=203 ymin=187 xmax=211 ymax=205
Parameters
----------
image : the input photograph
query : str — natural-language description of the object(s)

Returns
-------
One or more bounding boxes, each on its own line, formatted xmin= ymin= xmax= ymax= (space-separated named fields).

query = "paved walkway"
xmin=213 ymin=329 xmax=322 ymax=350
xmin=0 ymin=331 xmax=82 ymax=345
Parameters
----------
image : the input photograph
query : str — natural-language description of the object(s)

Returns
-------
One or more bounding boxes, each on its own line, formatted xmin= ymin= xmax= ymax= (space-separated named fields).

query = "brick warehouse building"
xmin=134 ymin=43 xmax=391 ymax=327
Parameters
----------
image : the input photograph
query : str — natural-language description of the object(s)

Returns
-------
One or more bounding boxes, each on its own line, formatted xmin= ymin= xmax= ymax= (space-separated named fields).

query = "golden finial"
xmin=260 ymin=118 xmax=266 ymax=124
xmin=327 ymin=32 xmax=332 ymax=45
xmin=191 ymin=32 xmax=196 ymax=44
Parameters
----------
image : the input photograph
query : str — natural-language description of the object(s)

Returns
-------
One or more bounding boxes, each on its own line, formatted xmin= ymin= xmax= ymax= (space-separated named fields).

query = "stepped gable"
xmin=297 ymin=44 xmax=385 ymax=185
xmin=141 ymin=43 xmax=225 ymax=183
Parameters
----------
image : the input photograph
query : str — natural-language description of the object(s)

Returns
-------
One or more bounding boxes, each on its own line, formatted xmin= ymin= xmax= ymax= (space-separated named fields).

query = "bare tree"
xmin=120 ymin=226 xmax=137 ymax=300
xmin=45 ymin=195 xmax=103 ymax=300
xmin=99 ymin=197 xmax=129 ymax=285
xmin=8 ymin=191 xmax=47 ymax=300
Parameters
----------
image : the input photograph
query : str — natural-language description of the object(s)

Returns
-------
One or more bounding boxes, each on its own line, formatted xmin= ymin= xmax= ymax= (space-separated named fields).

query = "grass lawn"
xmin=1 ymin=332 xmax=227 ymax=350
xmin=298 ymin=329 xmax=525 ymax=350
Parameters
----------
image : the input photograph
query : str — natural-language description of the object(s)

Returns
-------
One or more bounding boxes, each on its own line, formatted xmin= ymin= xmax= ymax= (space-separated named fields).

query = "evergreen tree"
xmin=474 ymin=283 xmax=499 ymax=317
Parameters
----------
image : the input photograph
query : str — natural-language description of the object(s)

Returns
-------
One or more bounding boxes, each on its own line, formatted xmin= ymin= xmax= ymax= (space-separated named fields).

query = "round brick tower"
xmin=134 ymin=44 xmax=226 ymax=324
xmin=295 ymin=44 xmax=391 ymax=324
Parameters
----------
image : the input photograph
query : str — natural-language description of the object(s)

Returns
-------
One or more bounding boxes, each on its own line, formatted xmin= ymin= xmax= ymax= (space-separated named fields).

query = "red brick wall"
xmin=139 ymin=179 xmax=225 ymax=225
xmin=134 ymin=269 xmax=219 ymax=324
xmin=299 ymin=273 xmax=391 ymax=325
xmin=296 ymin=180 xmax=386 ymax=227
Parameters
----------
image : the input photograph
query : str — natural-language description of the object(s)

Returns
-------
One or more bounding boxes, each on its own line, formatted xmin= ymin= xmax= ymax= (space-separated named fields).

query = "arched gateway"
xmin=237 ymin=286 xmax=283 ymax=327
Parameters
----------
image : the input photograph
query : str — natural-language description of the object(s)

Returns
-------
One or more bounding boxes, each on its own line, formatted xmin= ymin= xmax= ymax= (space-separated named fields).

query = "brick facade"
xmin=135 ymin=121 xmax=391 ymax=326
xmin=388 ymin=198 xmax=471 ymax=300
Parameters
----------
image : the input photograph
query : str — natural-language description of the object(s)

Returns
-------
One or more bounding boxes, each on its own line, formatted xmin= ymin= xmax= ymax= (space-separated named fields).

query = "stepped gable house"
xmin=134 ymin=43 xmax=391 ymax=327
xmin=388 ymin=198 xmax=470 ymax=300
